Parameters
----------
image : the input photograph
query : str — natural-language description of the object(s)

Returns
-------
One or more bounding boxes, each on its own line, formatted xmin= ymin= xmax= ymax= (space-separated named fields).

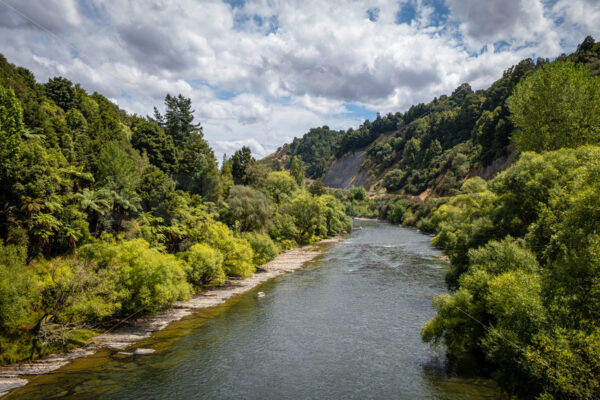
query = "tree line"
xmin=351 ymin=37 xmax=600 ymax=399
xmin=0 ymin=54 xmax=351 ymax=365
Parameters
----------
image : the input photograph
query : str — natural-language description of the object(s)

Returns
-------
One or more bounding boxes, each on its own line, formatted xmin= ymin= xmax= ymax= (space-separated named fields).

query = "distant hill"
xmin=264 ymin=36 xmax=600 ymax=198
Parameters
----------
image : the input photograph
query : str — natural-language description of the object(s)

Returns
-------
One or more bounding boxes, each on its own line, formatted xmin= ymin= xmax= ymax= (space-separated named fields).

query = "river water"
xmin=7 ymin=220 xmax=500 ymax=399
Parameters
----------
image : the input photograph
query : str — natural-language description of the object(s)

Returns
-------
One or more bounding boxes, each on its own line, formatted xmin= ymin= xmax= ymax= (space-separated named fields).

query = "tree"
xmin=131 ymin=119 xmax=177 ymax=173
xmin=348 ymin=186 xmax=366 ymax=201
xmin=190 ymin=153 xmax=221 ymax=203
xmin=74 ymin=188 xmax=111 ymax=234
xmin=176 ymin=133 xmax=218 ymax=192
xmin=289 ymin=155 xmax=305 ymax=186
xmin=265 ymin=171 xmax=297 ymax=204
xmin=509 ymin=61 xmax=600 ymax=152
xmin=220 ymin=157 xmax=234 ymax=199
xmin=97 ymin=142 xmax=140 ymax=194
xmin=289 ymin=192 xmax=325 ymax=243
xmin=153 ymin=94 xmax=201 ymax=146
xmin=224 ymin=185 xmax=273 ymax=232
xmin=245 ymin=162 xmax=269 ymax=188
xmin=96 ymin=142 xmax=141 ymax=229
xmin=137 ymin=166 xmax=175 ymax=212
xmin=309 ymin=178 xmax=326 ymax=196
xmin=0 ymin=243 xmax=32 ymax=332
xmin=44 ymin=77 xmax=80 ymax=111
xmin=179 ymin=243 xmax=225 ymax=287
xmin=230 ymin=146 xmax=254 ymax=185
xmin=0 ymin=87 xmax=23 ymax=186
xmin=577 ymin=35 xmax=595 ymax=53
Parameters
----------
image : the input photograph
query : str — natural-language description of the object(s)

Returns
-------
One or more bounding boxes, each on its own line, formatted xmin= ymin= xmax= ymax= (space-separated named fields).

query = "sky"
xmin=0 ymin=0 xmax=598 ymax=160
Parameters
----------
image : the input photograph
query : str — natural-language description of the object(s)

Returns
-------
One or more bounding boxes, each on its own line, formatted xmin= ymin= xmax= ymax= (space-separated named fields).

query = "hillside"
xmin=267 ymin=36 xmax=600 ymax=198
xmin=0 ymin=51 xmax=352 ymax=367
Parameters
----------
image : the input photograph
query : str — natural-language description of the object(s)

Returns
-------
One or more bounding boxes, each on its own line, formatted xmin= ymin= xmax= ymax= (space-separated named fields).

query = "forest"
xmin=0 ymin=54 xmax=351 ymax=365
xmin=271 ymin=36 xmax=600 ymax=399
xmin=363 ymin=39 xmax=600 ymax=399
xmin=1 ymin=29 xmax=600 ymax=398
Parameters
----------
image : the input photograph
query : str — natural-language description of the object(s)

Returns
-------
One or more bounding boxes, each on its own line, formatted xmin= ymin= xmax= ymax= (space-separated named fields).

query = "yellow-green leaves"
xmin=509 ymin=61 xmax=600 ymax=153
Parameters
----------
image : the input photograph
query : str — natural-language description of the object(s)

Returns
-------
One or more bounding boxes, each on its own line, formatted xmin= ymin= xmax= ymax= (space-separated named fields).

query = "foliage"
xmin=0 ymin=55 xmax=351 ymax=366
xmin=289 ymin=155 xmax=306 ymax=186
xmin=0 ymin=243 xmax=31 ymax=331
xmin=265 ymin=171 xmax=297 ymax=204
xmin=308 ymin=178 xmax=326 ymax=196
xmin=178 ymin=243 xmax=225 ymax=287
xmin=509 ymin=61 xmax=600 ymax=152
xmin=224 ymin=185 xmax=274 ymax=233
xmin=421 ymin=146 xmax=600 ymax=398
xmin=242 ymin=232 xmax=278 ymax=266
xmin=348 ymin=186 xmax=366 ymax=201
xmin=230 ymin=146 xmax=254 ymax=185
xmin=284 ymin=126 xmax=345 ymax=178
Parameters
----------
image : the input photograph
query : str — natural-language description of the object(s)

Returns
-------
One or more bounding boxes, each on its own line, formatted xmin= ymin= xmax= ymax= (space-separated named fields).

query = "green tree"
xmin=44 ymin=77 xmax=80 ymax=111
xmin=176 ymin=133 xmax=218 ymax=193
xmin=289 ymin=191 xmax=325 ymax=244
xmin=224 ymin=185 xmax=273 ymax=232
xmin=242 ymin=232 xmax=278 ymax=265
xmin=131 ymin=118 xmax=177 ymax=173
xmin=179 ymin=243 xmax=225 ymax=287
xmin=309 ymin=178 xmax=326 ymax=196
xmin=190 ymin=153 xmax=221 ymax=203
xmin=289 ymin=155 xmax=305 ymax=186
xmin=0 ymin=243 xmax=32 ymax=331
xmin=153 ymin=94 xmax=201 ymax=146
xmin=231 ymin=146 xmax=254 ymax=185
xmin=348 ymin=186 xmax=366 ymax=201
xmin=509 ymin=61 xmax=600 ymax=152
xmin=245 ymin=162 xmax=269 ymax=188
xmin=0 ymin=87 xmax=23 ymax=196
xmin=265 ymin=171 xmax=297 ymax=204
xmin=220 ymin=157 xmax=234 ymax=199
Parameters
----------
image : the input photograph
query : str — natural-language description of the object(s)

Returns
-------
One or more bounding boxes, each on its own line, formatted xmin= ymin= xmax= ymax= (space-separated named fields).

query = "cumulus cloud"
xmin=0 ymin=0 xmax=81 ymax=33
xmin=214 ymin=138 xmax=270 ymax=160
xmin=0 ymin=0 xmax=597 ymax=158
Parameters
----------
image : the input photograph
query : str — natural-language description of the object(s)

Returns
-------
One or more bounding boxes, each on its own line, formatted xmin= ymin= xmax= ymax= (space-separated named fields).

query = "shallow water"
xmin=7 ymin=220 xmax=500 ymax=399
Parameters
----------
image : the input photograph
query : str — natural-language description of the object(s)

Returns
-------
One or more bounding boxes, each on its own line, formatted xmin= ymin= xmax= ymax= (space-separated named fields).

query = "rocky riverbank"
xmin=0 ymin=237 xmax=341 ymax=397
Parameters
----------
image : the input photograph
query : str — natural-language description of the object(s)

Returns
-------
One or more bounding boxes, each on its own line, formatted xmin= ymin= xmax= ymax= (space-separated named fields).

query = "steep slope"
xmin=322 ymin=149 xmax=367 ymax=189
xmin=267 ymin=37 xmax=600 ymax=197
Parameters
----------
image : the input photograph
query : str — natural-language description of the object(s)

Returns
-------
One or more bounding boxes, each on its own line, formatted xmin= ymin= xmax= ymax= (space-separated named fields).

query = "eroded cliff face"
xmin=322 ymin=149 xmax=368 ymax=189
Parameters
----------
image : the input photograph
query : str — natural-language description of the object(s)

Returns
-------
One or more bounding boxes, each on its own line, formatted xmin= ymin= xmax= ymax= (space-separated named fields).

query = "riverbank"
xmin=0 ymin=237 xmax=342 ymax=397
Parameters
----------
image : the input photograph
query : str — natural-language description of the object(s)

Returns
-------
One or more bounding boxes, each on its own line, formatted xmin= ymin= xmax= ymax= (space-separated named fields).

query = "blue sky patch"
xmin=493 ymin=40 xmax=511 ymax=53
xmin=422 ymin=0 xmax=450 ymax=27
xmin=343 ymin=103 xmax=377 ymax=122
xmin=395 ymin=1 xmax=417 ymax=25
xmin=223 ymin=0 xmax=245 ymax=9
xmin=367 ymin=8 xmax=380 ymax=22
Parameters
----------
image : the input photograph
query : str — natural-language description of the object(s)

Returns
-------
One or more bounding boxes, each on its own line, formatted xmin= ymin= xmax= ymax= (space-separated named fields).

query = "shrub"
xmin=179 ymin=243 xmax=225 ymax=287
xmin=242 ymin=232 xmax=278 ymax=266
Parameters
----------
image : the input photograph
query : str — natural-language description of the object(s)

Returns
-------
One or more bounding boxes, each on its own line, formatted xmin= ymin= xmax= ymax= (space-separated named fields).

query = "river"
xmin=6 ymin=220 xmax=500 ymax=399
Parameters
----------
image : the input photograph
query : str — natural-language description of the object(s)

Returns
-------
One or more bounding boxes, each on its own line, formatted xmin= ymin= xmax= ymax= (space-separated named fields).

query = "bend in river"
xmin=6 ymin=220 xmax=499 ymax=399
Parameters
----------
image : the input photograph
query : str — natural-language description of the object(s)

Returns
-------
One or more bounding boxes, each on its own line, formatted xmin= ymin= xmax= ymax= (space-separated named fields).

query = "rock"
xmin=133 ymin=348 xmax=155 ymax=356
xmin=257 ymin=291 xmax=266 ymax=298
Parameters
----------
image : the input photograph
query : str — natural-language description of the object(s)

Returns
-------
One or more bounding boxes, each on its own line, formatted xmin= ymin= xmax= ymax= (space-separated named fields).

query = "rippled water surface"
xmin=8 ymin=220 xmax=500 ymax=399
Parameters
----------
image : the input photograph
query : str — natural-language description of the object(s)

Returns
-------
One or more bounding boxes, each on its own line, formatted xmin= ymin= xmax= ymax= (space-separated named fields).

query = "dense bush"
xmin=178 ymin=243 xmax=225 ymax=287
xmin=422 ymin=147 xmax=600 ymax=398
xmin=242 ymin=232 xmax=278 ymax=266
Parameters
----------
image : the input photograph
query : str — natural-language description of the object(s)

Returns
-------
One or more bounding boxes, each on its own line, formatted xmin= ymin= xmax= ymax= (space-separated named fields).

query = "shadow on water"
xmin=7 ymin=219 xmax=502 ymax=400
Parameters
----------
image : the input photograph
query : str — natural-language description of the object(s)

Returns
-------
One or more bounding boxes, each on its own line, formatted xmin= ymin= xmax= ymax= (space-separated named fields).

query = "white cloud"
xmin=0 ymin=0 xmax=597 ymax=159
